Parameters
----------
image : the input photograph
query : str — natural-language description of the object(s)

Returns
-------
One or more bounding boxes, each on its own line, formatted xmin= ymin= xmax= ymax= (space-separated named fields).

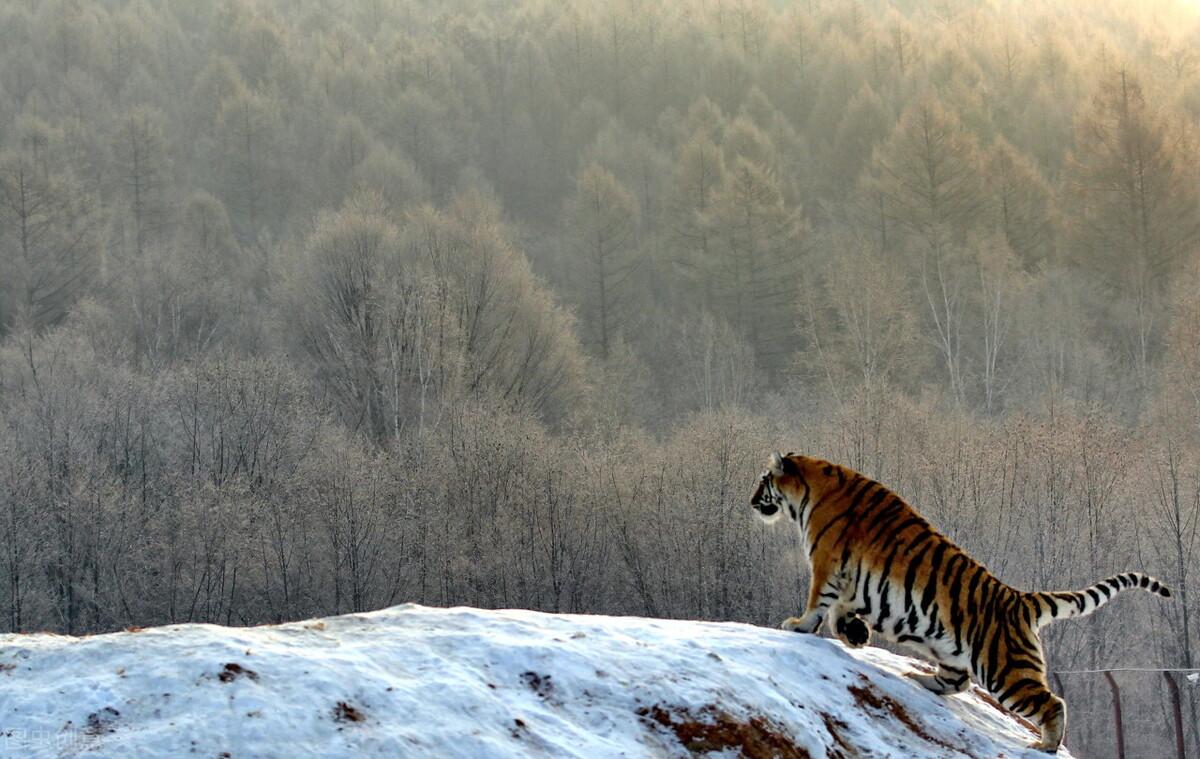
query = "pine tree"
xmin=870 ymin=97 xmax=985 ymax=403
xmin=709 ymin=158 xmax=802 ymax=370
xmin=568 ymin=163 xmax=640 ymax=359
xmin=825 ymin=84 xmax=889 ymax=204
xmin=1065 ymin=68 xmax=1200 ymax=384
xmin=667 ymin=134 xmax=727 ymax=309
xmin=112 ymin=107 xmax=169 ymax=257
xmin=871 ymin=97 xmax=984 ymax=251
xmin=983 ymin=138 xmax=1054 ymax=269
xmin=0 ymin=154 xmax=97 ymax=333
xmin=215 ymin=89 xmax=282 ymax=242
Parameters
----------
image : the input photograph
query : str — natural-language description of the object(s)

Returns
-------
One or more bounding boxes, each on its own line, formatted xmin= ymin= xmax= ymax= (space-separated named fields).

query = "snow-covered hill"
xmin=0 ymin=605 xmax=1073 ymax=758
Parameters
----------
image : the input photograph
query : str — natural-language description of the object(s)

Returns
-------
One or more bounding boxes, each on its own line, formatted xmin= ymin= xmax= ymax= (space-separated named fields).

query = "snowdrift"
xmin=0 ymin=605 xmax=1073 ymax=758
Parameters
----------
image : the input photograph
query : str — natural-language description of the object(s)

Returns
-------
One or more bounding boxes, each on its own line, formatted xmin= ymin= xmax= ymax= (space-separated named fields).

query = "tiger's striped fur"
xmin=750 ymin=452 xmax=1171 ymax=753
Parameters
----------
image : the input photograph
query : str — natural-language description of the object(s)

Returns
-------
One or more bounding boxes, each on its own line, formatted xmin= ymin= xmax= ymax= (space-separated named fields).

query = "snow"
xmin=0 ymin=604 xmax=1073 ymax=758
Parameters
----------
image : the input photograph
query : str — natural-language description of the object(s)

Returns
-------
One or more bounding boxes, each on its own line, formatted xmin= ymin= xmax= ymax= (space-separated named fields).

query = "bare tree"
xmin=973 ymin=233 xmax=1029 ymax=413
xmin=801 ymin=231 xmax=919 ymax=401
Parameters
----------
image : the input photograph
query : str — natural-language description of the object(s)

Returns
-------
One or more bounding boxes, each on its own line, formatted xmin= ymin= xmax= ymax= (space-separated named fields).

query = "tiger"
xmin=750 ymin=451 xmax=1172 ymax=753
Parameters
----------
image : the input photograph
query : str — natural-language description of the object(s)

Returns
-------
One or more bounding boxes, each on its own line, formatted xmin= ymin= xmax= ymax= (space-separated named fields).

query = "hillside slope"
xmin=0 ymin=605 xmax=1072 ymax=758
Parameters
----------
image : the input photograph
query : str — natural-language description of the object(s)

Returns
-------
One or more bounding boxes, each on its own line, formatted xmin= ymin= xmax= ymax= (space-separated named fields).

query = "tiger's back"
xmin=751 ymin=452 xmax=1171 ymax=753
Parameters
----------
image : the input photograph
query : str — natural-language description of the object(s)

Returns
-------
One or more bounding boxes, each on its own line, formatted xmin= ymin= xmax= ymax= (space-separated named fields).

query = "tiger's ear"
xmin=769 ymin=451 xmax=797 ymax=476
xmin=769 ymin=452 xmax=784 ymax=474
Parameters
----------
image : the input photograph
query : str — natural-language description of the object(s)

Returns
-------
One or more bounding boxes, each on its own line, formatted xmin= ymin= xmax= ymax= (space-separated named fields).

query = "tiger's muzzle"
xmin=750 ymin=476 xmax=783 ymax=521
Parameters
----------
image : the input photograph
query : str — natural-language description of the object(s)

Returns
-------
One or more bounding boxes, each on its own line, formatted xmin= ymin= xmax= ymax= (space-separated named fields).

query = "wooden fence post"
xmin=1163 ymin=671 xmax=1185 ymax=759
xmin=1103 ymin=671 xmax=1125 ymax=759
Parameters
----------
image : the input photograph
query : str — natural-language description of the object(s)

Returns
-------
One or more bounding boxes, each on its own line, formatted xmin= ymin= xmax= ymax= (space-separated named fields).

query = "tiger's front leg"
xmin=781 ymin=561 xmax=839 ymax=634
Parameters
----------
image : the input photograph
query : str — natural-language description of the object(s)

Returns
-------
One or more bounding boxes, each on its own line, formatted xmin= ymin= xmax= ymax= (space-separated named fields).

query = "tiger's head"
xmin=750 ymin=451 xmax=834 ymax=525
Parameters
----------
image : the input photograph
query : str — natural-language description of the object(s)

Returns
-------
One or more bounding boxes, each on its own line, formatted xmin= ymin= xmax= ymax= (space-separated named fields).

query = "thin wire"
xmin=1053 ymin=668 xmax=1200 ymax=674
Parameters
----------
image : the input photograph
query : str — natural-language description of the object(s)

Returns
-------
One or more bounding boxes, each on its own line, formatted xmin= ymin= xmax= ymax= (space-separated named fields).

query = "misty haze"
xmin=0 ymin=0 xmax=1198 ymax=757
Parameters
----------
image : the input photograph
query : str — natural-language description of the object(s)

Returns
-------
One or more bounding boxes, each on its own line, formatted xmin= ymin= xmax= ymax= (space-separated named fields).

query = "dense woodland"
xmin=0 ymin=0 xmax=1198 ymax=755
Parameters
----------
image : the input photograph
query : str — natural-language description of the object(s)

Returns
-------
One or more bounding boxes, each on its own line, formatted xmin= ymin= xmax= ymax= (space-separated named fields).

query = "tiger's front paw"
xmin=780 ymin=614 xmax=822 ymax=634
xmin=835 ymin=615 xmax=870 ymax=648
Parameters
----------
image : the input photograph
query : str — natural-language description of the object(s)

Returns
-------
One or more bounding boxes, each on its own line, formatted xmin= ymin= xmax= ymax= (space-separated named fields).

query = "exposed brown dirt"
xmin=520 ymin=671 xmax=554 ymax=699
xmin=818 ymin=711 xmax=853 ymax=758
xmin=637 ymin=703 xmax=811 ymax=759
xmin=85 ymin=706 xmax=120 ymax=735
xmin=847 ymin=678 xmax=960 ymax=755
xmin=510 ymin=717 xmax=530 ymax=739
xmin=332 ymin=700 xmax=365 ymax=723
xmin=217 ymin=662 xmax=259 ymax=683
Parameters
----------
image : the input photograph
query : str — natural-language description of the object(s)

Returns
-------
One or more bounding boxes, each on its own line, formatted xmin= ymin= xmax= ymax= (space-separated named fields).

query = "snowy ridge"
xmin=0 ymin=605 xmax=1073 ymax=758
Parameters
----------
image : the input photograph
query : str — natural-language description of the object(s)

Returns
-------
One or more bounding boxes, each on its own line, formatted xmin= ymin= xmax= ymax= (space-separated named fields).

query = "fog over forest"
xmin=0 ymin=0 xmax=1198 ymax=755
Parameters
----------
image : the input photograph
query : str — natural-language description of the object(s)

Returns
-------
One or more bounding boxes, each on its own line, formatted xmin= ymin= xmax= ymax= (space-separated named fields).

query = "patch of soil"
xmin=520 ymin=671 xmax=554 ymax=699
xmin=85 ymin=706 xmax=121 ymax=735
xmin=637 ymin=703 xmax=810 ymax=759
xmin=818 ymin=711 xmax=853 ymax=758
xmin=332 ymin=700 xmax=365 ymax=723
xmin=510 ymin=717 xmax=529 ymax=739
xmin=847 ymin=680 xmax=960 ymax=756
xmin=218 ymin=662 xmax=259 ymax=683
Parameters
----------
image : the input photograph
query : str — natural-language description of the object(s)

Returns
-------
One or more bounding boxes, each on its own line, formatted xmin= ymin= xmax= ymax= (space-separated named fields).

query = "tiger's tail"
xmin=1028 ymin=572 xmax=1171 ymax=628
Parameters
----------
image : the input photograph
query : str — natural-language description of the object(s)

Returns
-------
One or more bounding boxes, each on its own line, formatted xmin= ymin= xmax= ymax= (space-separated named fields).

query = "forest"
xmin=0 ymin=0 xmax=1198 ymax=755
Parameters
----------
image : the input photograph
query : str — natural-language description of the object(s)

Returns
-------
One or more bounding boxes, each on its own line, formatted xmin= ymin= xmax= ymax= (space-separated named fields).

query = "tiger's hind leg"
xmin=910 ymin=664 xmax=970 ymax=695
xmin=988 ymin=628 xmax=1065 ymax=752
xmin=991 ymin=677 xmax=1066 ymax=752
xmin=1027 ymin=693 xmax=1066 ymax=752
